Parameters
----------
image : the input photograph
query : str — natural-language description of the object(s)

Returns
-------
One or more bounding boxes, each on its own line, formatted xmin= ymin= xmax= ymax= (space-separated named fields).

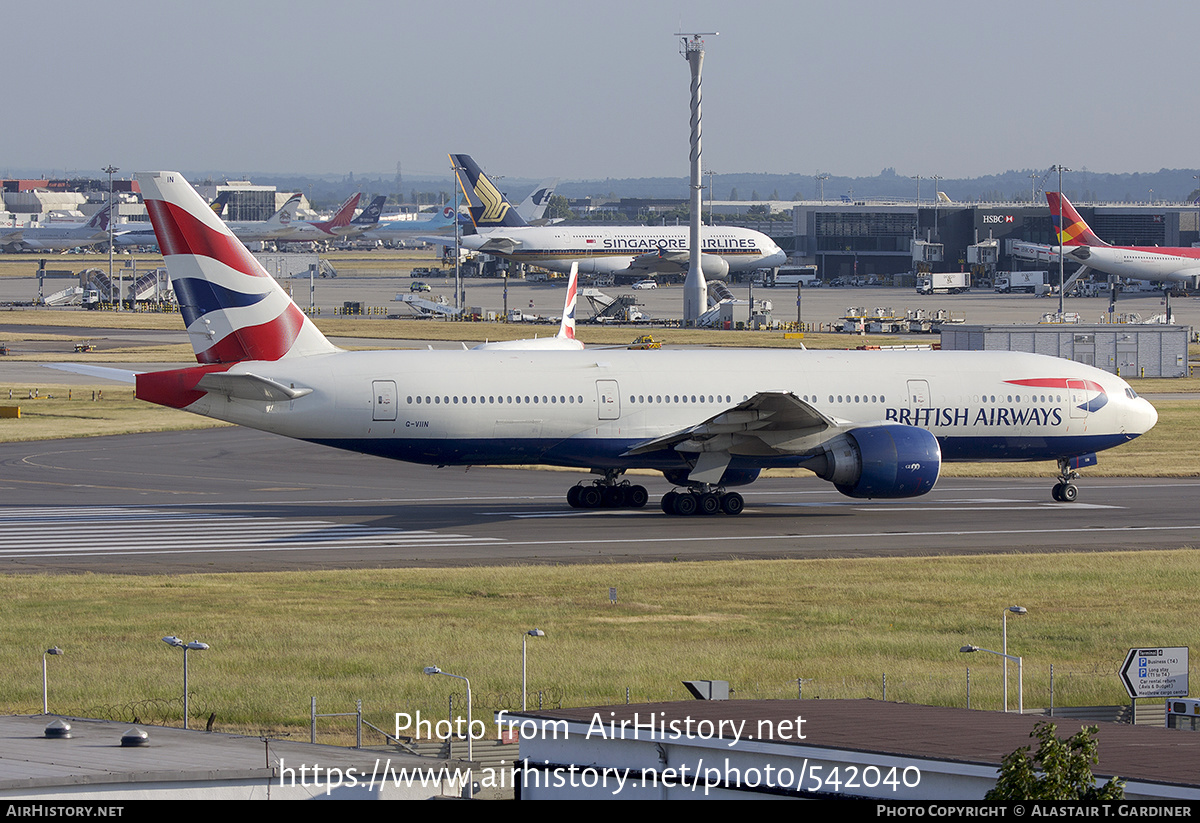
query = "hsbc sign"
xmin=982 ymin=215 xmax=1015 ymax=224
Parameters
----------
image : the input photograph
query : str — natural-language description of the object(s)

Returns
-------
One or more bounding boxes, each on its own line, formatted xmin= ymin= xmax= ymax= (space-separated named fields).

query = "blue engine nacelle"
xmin=814 ymin=425 xmax=941 ymax=499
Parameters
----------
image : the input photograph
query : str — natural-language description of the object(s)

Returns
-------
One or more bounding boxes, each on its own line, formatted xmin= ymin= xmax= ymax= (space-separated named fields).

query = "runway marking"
xmin=0 ymin=506 xmax=503 ymax=559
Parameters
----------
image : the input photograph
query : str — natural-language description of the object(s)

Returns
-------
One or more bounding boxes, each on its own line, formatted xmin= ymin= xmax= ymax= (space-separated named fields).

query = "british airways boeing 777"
xmin=132 ymin=171 xmax=1157 ymax=514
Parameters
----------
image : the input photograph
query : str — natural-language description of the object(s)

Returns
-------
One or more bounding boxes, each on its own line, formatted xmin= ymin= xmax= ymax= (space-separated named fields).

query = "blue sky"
xmin=6 ymin=0 xmax=1198 ymax=182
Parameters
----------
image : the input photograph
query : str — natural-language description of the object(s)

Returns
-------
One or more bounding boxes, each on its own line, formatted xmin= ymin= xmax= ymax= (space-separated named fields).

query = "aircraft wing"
xmin=195 ymin=372 xmax=313 ymax=402
xmin=623 ymin=391 xmax=838 ymax=459
xmin=628 ymin=250 xmax=690 ymax=274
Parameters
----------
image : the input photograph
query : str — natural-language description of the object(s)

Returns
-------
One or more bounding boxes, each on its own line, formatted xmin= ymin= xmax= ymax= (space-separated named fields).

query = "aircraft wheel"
xmin=579 ymin=486 xmax=603 ymax=509
xmin=661 ymin=491 xmax=678 ymax=514
xmin=1051 ymin=483 xmax=1064 ymax=502
xmin=698 ymin=493 xmax=721 ymax=516
xmin=1060 ymin=483 xmax=1078 ymax=503
xmin=720 ymin=492 xmax=745 ymax=516
xmin=627 ymin=485 xmax=649 ymax=508
xmin=673 ymin=492 xmax=698 ymax=516
xmin=567 ymin=485 xmax=583 ymax=508
xmin=603 ymin=485 xmax=626 ymax=508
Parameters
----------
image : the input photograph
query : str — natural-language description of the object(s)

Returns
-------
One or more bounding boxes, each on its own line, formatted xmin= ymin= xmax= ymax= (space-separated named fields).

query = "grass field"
xmin=0 ymin=551 xmax=1195 ymax=743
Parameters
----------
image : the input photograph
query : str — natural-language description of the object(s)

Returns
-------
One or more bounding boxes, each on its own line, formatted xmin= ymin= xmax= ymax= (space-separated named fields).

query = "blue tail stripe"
xmin=174 ymin=277 xmax=270 ymax=326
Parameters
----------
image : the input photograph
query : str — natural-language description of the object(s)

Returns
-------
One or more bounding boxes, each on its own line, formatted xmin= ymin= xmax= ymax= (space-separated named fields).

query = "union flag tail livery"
xmin=1047 ymin=192 xmax=1108 ymax=247
xmin=451 ymin=153 xmax=530 ymax=229
xmin=557 ymin=262 xmax=578 ymax=341
xmin=136 ymin=171 xmax=337 ymax=365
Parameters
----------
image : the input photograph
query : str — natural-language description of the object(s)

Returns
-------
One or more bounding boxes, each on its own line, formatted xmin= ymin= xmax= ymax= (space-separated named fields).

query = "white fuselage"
xmin=171 ymin=348 xmax=1154 ymax=473
xmin=1067 ymin=245 xmax=1200 ymax=287
xmin=461 ymin=225 xmax=787 ymax=275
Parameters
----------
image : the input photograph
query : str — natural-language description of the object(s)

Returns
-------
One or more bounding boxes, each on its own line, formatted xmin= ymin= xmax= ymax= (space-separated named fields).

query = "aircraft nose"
xmin=1127 ymin=396 xmax=1157 ymax=435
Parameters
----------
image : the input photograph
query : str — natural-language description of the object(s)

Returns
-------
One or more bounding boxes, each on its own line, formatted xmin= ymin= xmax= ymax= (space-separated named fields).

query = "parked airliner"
xmin=132 ymin=171 xmax=1156 ymax=514
xmin=450 ymin=155 xmax=786 ymax=278
xmin=2 ymin=203 xmax=113 ymax=252
xmin=1050 ymin=192 xmax=1200 ymax=289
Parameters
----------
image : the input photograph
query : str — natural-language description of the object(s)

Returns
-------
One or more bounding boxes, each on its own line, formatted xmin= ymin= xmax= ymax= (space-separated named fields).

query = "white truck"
xmin=916 ymin=272 xmax=970 ymax=295
xmin=994 ymin=270 xmax=1049 ymax=294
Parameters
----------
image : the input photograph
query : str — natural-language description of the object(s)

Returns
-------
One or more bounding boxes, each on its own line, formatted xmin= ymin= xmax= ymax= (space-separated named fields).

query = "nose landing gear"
xmin=1051 ymin=457 xmax=1080 ymax=502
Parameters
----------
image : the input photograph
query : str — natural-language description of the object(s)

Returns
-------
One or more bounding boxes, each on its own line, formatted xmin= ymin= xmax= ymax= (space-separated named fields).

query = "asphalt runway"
xmin=1 ymin=427 xmax=1196 ymax=575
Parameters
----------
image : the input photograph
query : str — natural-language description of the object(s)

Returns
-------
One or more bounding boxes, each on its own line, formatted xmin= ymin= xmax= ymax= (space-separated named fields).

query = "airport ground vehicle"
xmin=995 ymin=271 xmax=1049 ymax=294
xmin=916 ymin=272 xmax=970 ymax=295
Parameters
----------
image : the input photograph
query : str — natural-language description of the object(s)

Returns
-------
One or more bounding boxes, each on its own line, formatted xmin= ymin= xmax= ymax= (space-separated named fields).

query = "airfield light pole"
xmin=522 ymin=628 xmax=545 ymax=711
xmin=961 ymin=645 xmax=1023 ymax=714
xmin=1053 ymin=164 xmax=1070 ymax=318
xmin=931 ymin=175 xmax=943 ymax=239
xmin=678 ymin=31 xmax=717 ymax=326
xmin=451 ymin=159 xmax=462 ymax=315
xmin=424 ymin=667 xmax=472 ymax=763
xmin=162 ymin=636 xmax=209 ymax=729
xmin=911 ymin=174 xmax=921 ymax=207
xmin=1002 ymin=606 xmax=1028 ymax=713
xmin=42 ymin=646 xmax=63 ymax=714
xmin=816 ymin=174 xmax=829 ymax=205
xmin=103 ymin=165 xmax=118 ymax=309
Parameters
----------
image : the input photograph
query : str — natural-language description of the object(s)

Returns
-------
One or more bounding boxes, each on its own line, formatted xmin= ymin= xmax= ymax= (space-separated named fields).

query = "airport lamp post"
xmin=451 ymin=159 xmax=462 ymax=314
xmin=163 ymin=636 xmax=209 ymax=729
xmin=1053 ymin=164 xmax=1070 ymax=319
xmin=424 ymin=666 xmax=472 ymax=763
xmin=103 ymin=165 xmax=118 ymax=309
xmin=42 ymin=646 xmax=63 ymax=714
xmin=960 ymin=645 xmax=1023 ymax=714
xmin=522 ymin=628 xmax=546 ymax=711
xmin=1001 ymin=606 xmax=1028 ymax=713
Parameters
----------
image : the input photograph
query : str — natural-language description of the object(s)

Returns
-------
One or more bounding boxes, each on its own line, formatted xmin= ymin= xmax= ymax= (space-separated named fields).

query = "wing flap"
xmin=622 ymin=392 xmax=837 ymax=457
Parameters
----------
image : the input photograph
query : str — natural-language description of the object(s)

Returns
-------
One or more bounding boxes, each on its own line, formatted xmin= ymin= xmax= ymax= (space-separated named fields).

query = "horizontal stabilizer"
xmin=43 ymin=363 xmax=138 ymax=384
xmin=195 ymin=372 xmax=313 ymax=401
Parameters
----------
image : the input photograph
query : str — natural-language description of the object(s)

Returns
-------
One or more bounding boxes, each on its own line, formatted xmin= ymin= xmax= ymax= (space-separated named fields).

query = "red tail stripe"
xmin=146 ymin=199 xmax=267 ymax=280
xmin=195 ymin=303 xmax=307 ymax=364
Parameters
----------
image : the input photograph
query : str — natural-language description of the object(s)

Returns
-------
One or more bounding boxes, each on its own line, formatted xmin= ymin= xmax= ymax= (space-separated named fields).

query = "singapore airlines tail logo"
xmin=474 ymin=173 xmax=510 ymax=224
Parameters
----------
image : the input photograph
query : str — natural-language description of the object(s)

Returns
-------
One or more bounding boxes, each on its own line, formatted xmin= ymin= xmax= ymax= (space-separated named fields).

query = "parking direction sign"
xmin=1120 ymin=647 xmax=1188 ymax=699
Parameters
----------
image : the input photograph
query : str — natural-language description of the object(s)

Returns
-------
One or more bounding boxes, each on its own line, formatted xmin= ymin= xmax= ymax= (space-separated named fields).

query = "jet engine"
xmin=809 ymin=425 xmax=941 ymax=499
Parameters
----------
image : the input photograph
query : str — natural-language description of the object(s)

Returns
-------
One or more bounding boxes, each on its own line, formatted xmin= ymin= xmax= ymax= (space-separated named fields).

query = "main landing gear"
xmin=566 ymin=471 xmax=649 ymax=510
xmin=1051 ymin=457 xmax=1079 ymax=503
xmin=660 ymin=487 xmax=744 ymax=516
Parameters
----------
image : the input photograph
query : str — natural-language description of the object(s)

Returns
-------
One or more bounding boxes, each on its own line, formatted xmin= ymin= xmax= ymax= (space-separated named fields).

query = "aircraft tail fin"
xmin=519 ymin=178 xmax=559 ymax=223
xmin=352 ymin=195 xmax=387 ymax=226
xmin=266 ymin=193 xmax=301 ymax=227
xmin=1047 ymin=192 xmax=1108 ymax=247
xmin=324 ymin=193 xmax=362 ymax=230
xmin=557 ymin=262 xmax=579 ymax=342
xmin=451 ymin=154 xmax=529 ymax=229
xmin=136 ymin=171 xmax=338 ymax=364
xmin=209 ymin=190 xmax=232 ymax=218
xmin=85 ymin=202 xmax=113 ymax=232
